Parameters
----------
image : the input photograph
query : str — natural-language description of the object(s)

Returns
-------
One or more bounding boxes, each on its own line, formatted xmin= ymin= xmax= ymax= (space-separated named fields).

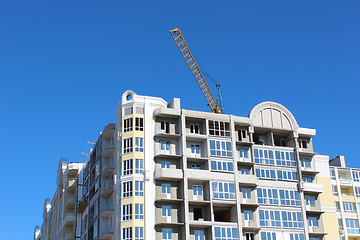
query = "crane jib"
xmin=170 ymin=28 xmax=222 ymax=114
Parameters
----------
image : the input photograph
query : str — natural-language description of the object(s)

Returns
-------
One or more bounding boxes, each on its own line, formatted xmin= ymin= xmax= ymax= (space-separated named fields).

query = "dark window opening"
xmin=214 ymin=208 xmax=232 ymax=222
xmin=161 ymin=121 xmax=170 ymax=133
xmin=194 ymin=208 xmax=203 ymax=220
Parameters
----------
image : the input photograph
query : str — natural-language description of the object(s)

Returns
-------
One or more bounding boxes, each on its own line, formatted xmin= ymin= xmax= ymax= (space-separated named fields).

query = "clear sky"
xmin=1 ymin=1 xmax=359 ymax=239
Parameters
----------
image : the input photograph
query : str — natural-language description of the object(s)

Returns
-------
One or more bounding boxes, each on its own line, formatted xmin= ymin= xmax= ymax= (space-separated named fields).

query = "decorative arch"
xmin=248 ymin=101 xmax=298 ymax=130
xmin=121 ymin=90 xmax=136 ymax=103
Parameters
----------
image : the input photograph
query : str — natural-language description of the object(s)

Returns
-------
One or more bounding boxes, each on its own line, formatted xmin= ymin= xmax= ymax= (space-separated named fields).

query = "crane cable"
xmin=193 ymin=54 xmax=220 ymax=85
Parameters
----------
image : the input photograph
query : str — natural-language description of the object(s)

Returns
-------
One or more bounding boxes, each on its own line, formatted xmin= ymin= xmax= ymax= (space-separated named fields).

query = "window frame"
xmin=161 ymin=183 xmax=171 ymax=194
xmin=135 ymin=137 xmax=144 ymax=152
xmin=135 ymin=159 xmax=143 ymax=174
xmin=122 ymin=227 xmax=132 ymax=240
xmin=122 ymin=181 xmax=132 ymax=198
xmin=160 ymin=140 xmax=170 ymax=153
xmin=122 ymin=204 xmax=132 ymax=221
xmin=209 ymin=140 xmax=232 ymax=157
xmin=191 ymin=144 xmax=200 ymax=156
xmin=135 ymin=203 xmax=144 ymax=220
xmin=162 ymin=228 xmax=172 ymax=240
xmin=190 ymin=124 xmax=200 ymax=134
xmin=212 ymin=181 xmax=235 ymax=200
xmin=135 ymin=181 xmax=143 ymax=196
xmin=257 ymin=188 xmax=279 ymax=205
xmin=208 ymin=120 xmax=230 ymax=136
xmin=123 ymin=159 xmax=133 ymax=176
xmin=210 ymin=159 xmax=234 ymax=172
xmin=123 ymin=118 xmax=133 ymax=133
xmin=161 ymin=161 xmax=170 ymax=169
xmin=135 ymin=227 xmax=144 ymax=240
xmin=161 ymin=121 xmax=170 ymax=133
xmin=135 ymin=117 xmax=143 ymax=131
xmin=123 ymin=138 xmax=133 ymax=154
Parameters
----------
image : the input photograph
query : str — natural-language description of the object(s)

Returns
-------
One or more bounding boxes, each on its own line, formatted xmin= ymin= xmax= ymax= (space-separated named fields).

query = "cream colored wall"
xmin=312 ymin=154 xmax=339 ymax=239
xmin=120 ymin=113 xmax=146 ymax=240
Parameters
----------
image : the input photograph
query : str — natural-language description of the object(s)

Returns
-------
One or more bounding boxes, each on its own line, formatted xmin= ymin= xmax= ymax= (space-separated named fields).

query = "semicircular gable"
xmin=248 ymin=101 xmax=298 ymax=130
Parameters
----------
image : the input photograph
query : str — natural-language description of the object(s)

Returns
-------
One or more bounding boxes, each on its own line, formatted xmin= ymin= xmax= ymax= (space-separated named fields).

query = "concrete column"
xmin=231 ymin=115 xmax=243 ymax=239
xmin=293 ymin=131 xmax=310 ymax=240
xmin=180 ymin=111 xmax=190 ymax=240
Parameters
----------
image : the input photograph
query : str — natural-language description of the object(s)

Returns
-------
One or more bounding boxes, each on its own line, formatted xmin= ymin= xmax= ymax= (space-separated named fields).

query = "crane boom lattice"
xmin=170 ymin=28 xmax=222 ymax=114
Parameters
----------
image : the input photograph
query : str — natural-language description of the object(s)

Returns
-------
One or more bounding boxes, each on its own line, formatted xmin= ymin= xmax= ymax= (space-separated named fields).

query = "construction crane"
xmin=170 ymin=28 xmax=224 ymax=114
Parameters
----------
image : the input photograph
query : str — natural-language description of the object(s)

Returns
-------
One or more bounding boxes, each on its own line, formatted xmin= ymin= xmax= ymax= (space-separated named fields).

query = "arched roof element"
xmin=248 ymin=101 xmax=298 ymax=130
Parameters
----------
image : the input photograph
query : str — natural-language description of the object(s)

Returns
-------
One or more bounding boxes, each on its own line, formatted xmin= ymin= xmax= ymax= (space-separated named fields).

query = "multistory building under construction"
xmin=34 ymin=90 xmax=360 ymax=240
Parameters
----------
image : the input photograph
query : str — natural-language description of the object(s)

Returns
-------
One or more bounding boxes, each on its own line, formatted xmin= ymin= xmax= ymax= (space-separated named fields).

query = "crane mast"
xmin=170 ymin=28 xmax=223 ymax=114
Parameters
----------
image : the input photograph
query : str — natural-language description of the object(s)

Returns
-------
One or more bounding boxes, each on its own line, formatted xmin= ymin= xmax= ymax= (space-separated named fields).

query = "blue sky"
xmin=1 ymin=1 xmax=359 ymax=239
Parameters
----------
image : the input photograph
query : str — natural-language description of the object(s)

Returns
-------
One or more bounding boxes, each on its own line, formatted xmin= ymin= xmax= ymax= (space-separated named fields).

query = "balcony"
xmin=67 ymin=178 xmax=76 ymax=191
xmin=103 ymin=146 xmax=115 ymax=158
xmin=67 ymin=163 xmax=80 ymax=176
xmin=339 ymin=178 xmax=352 ymax=186
xmin=99 ymin=228 xmax=113 ymax=240
xmin=66 ymin=196 xmax=76 ymax=208
xmin=102 ymin=159 xmax=114 ymax=177
xmin=308 ymin=226 xmax=327 ymax=236
xmin=101 ymin=178 xmax=114 ymax=197
xmin=188 ymin=170 xmax=233 ymax=182
xmin=188 ymin=204 xmax=211 ymax=224
xmin=242 ymin=219 xmax=260 ymax=231
xmin=236 ymin=156 xmax=253 ymax=165
xmin=154 ymin=107 xmax=180 ymax=118
xmin=154 ymin=168 xmax=183 ymax=181
xmin=155 ymin=207 xmax=183 ymax=225
xmin=155 ymin=130 xmax=181 ymax=139
xmin=154 ymin=148 xmax=181 ymax=159
xmin=341 ymin=193 xmax=355 ymax=202
xmin=237 ymin=175 xmax=258 ymax=186
xmin=65 ymin=232 xmax=75 ymax=240
xmin=77 ymin=196 xmax=88 ymax=213
xmin=155 ymin=185 xmax=182 ymax=202
xmin=303 ymin=183 xmax=323 ymax=194
xmin=301 ymin=166 xmax=319 ymax=175
xmin=185 ymin=132 xmax=208 ymax=141
xmin=63 ymin=212 xmax=76 ymax=226
xmin=100 ymin=205 xmax=114 ymax=218
xmin=305 ymin=203 xmax=324 ymax=214
xmin=239 ymin=196 xmax=258 ymax=207
xmin=102 ymin=123 xmax=115 ymax=139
